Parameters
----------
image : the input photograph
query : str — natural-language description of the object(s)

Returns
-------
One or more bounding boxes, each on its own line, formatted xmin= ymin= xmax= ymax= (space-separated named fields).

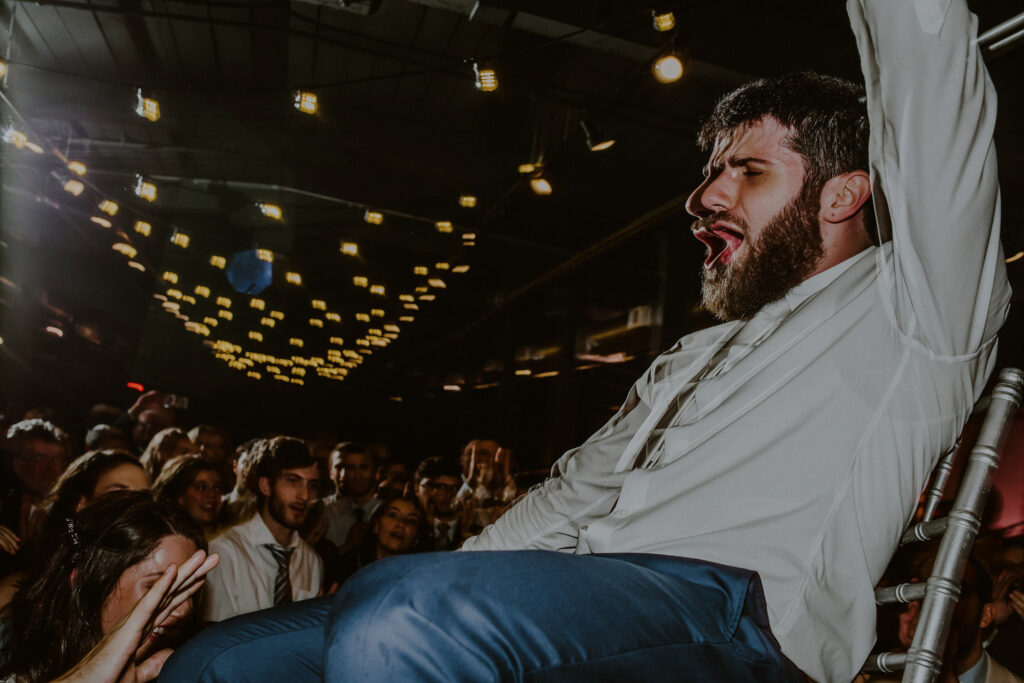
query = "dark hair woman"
xmin=0 ymin=491 xmax=217 ymax=683
xmin=323 ymin=494 xmax=432 ymax=589
xmin=40 ymin=449 xmax=150 ymax=545
xmin=152 ymin=455 xmax=224 ymax=539
xmin=138 ymin=428 xmax=195 ymax=480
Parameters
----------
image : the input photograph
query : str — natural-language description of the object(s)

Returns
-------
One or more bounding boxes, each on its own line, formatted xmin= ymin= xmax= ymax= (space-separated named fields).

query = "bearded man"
xmin=163 ymin=1 xmax=1008 ymax=680
xmin=203 ymin=436 xmax=323 ymax=621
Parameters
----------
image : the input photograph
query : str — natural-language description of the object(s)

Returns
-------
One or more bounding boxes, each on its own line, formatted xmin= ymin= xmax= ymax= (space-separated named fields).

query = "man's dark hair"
xmin=698 ymin=70 xmax=876 ymax=241
xmin=254 ymin=436 xmax=316 ymax=503
xmin=414 ymin=456 xmax=462 ymax=483
xmin=331 ymin=441 xmax=376 ymax=464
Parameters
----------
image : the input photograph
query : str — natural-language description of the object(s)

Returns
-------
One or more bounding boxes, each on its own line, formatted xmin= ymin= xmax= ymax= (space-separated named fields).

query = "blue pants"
xmin=160 ymin=551 xmax=805 ymax=682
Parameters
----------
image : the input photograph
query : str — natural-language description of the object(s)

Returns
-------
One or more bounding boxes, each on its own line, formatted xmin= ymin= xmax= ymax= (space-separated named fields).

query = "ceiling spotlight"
xmin=364 ymin=210 xmax=383 ymax=225
xmin=63 ymin=179 xmax=85 ymax=196
xmin=135 ymin=89 xmax=161 ymax=122
xmin=341 ymin=242 xmax=359 ymax=256
xmin=652 ymin=54 xmax=684 ymax=84
xmin=530 ymin=175 xmax=553 ymax=196
xmin=134 ymin=220 xmax=152 ymax=236
xmin=135 ymin=176 xmax=157 ymax=202
xmin=67 ymin=161 xmax=87 ymax=176
xmin=473 ymin=63 xmax=498 ymax=92
xmin=652 ymin=10 xmax=675 ymax=32
xmin=459 ymin=194 xmax=477 ymax=208
xmin=580 ymin=120 xmax=615 ymax=152
xmin=99 ymin=200 xmax=119 ymax=216
xmin=293 ymin=90 xmax=318 ymax=115
xmin=435 ymin=221 xmax=453 ymax=233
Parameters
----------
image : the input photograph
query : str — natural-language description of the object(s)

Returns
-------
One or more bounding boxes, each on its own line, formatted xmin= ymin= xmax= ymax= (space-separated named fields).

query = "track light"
xmin=580 ymin=120 xmax=615 ymax=152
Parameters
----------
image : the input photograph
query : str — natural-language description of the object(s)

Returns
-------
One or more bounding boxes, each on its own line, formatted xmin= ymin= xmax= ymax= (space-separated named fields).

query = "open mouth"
xmin=693 ymin=223 xmax=744 ymax=269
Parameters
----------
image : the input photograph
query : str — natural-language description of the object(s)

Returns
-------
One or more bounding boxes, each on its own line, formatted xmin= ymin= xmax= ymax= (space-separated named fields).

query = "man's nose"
xmin=686 ymin=173 xmax=733 ymax=218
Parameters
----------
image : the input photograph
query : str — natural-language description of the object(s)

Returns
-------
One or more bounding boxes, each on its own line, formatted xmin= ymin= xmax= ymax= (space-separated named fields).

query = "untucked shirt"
xmin=462 ymin=1 xmax=1010 ymax=681
xmin=205 ymin=512 xmax=323 ymax=621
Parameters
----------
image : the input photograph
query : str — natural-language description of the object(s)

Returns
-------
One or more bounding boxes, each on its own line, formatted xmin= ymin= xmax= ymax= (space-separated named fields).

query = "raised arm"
xmin=849 ymin=0 xmax=1010 ymax=356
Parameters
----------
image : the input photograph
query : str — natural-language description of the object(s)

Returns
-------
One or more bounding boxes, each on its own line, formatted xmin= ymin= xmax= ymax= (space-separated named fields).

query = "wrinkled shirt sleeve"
xmin=461 ymin=383 xmax=648 ymax=551
xmin=850 ymin=0 xmax=1010 ymax=357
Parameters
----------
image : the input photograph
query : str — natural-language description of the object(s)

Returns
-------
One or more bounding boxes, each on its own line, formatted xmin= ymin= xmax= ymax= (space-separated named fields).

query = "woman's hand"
xmin=0 ymin=525 xmax=19 ymax=554
xmin=52 ymin=549 xmax=219 ymax=683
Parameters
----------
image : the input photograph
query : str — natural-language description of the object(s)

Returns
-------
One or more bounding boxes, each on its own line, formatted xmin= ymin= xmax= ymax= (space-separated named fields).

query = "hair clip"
xmin=66 ymin=517 xmax=82 ymax=564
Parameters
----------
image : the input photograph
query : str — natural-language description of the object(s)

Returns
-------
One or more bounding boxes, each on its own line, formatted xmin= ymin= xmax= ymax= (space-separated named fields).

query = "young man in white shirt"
xmin=203 ymin=436 xmax=323 ymax=622
xmin=322 ymin=443 xmax=380 ymax=553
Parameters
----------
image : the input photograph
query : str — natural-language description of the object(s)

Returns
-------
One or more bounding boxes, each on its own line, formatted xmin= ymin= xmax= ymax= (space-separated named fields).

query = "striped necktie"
xmin=266 ymin=544 xmax=294 ymax=605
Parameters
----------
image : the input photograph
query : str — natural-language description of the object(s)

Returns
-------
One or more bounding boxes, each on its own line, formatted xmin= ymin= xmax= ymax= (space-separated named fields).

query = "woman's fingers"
xmin=132 ymin=649 xmax=173 ymax=683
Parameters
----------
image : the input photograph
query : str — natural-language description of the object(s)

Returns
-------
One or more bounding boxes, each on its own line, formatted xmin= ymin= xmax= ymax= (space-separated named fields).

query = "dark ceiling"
xmin=2 ymin=0 xmax=1023 ymax=462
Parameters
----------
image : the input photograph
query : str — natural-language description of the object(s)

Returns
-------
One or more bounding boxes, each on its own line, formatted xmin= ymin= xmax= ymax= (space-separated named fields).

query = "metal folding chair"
xmin=861 ymin=367 xmax=1024 ymax=683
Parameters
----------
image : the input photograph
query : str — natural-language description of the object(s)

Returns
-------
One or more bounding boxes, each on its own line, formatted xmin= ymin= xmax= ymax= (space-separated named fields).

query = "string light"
xmin=384 ymin=324 xmax=400 ymax=333
xmin=250 ymin=298 xmax=266 ymax=310
xmin=340 ymin=242 xmax=359 ymax=256
xmin=99 ymin=200 xmax=119 ymax=216
xmin=128 ymin=261 xmax=146 ymax=272
xmin=112 ymin=243 xmax=137 ymax=258
xmin=413 ymin=266 xmax=428 ymax=275
xmin=452 ymin=265 xmax=470 ymax=273
xmin=209 ymin=255 xmax=226 ymax=269
xmin=370 ymin=309 xmax=385 ymax=317
xmin=652 ymin=10 xmax=675 ymax=31
xmin=518 ymin=163 xmax=536 ymax=174
xmin=473 ymin=63 xmax=498 ymax=92
xmin=289 ymin=338 xmax=304 ymax=348
xmin=163 ymin=272 xmax=179 ymax=284
xmin=353 ymin=276 xmax=368 ymax=288
xmin=435 ymin=221 xmax=453 ymax=233
xmin=399 ymin=315 xmax=414 ymax=322
xmin=248 ymin=331 xmax=263 ymax=342
xmin=258 ymin=203 xmax=282 ymax=220
xmin=203 ymin=317 xmax=218 ymax=327
xmin=399 ymin=295 xmax=414 ymax=302
xmin=67 ymin=161 xmax=87 ymax=176
xmin=419 ymin=294 xmax=436 ymax=301
xmin=2 ymin=129 xmax=27 ymax=149
xmin=325 ymin=312 xmax=341 ymax=322
xmin=311 ymin=300 xmax=326 ymax=310
xmin=166 ymin=289 xmax=182 ymax=299
xmin=309 ymin=318 xmax=324 ymax=328
xmin=652 ymin=54 xmax=684 ymax=83
xmin=135 ymin=90 xmax=160 ymax=122
xmin=364 ymin=210 xmax=383 ymax=225
xmin=270 ymin=310 xmax=285 ymax=320
xmin=369 ymin=284 xmax=385 ymax=296
xmin=260 ymin=317 xmax=275 ymax=327
xmin=427 ymin=278 xmax=446 ymax=288
xmin=434 ymin=262 xmax=450 ymax=270
xmin=134 ymin=221 xmax=151 ymax=236
xmin=194 ymin=285 xmax=210 ymax=298
xmin=0 ymin=61 xmax=6 ymax=78
xmin=293 ymin=91 xmax=318 ymax=115
xmin=256 ymin=249 xmax=274 ymax=263
xmin=63 ymin=179 xmax=85 ymax=196
xmin=403 ymin=303 xmax=419 ymax=310
xmin=330 ymin=336 xmax=344 ymax=345
xmin=286 ymin=272 xmax=303 ymax=285
xmin=216 ymin=297 xmax=232 ymax=308
xmin=462 ymin=233 xmax=476 ymax=241
xmin=218 ymin=310 xmax=233 ymax=320
xmin=135 ymin=176 xmax=157 ymax=202
xmin=171 ymin=232 xmax=190 ymax=248
xmin=530 ymin=176 xmax=553 ymax=195
xmin=355 ymin=313 xmax=370 ymax=322
xmin=459 ymin=194 xmax=477 ymax=208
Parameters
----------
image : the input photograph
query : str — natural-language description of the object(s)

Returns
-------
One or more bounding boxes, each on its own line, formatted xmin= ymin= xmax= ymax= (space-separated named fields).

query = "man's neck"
xmin=259 ymin=507 xmax=295 ymax=546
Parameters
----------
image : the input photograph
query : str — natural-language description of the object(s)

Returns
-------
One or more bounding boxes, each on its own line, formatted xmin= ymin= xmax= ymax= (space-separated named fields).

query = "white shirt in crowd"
xmin=323 ymin=495 xmax=380 ymax=548
xmin=463 ymin=1 xmax=1010 ymax=680
xmin=204 ymin=512 xmax=323 ymax=622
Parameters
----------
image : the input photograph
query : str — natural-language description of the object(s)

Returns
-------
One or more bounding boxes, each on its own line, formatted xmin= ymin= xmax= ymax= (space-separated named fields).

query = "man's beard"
xmin=698 ymin=189 xmax=824 ymax=321
xmin=268 ymin=494 xmax=306 ymax=530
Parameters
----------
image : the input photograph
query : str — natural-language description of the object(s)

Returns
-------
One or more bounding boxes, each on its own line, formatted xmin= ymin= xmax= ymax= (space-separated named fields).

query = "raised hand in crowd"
xmin=52 ymin=549 xmax=219 ymax=683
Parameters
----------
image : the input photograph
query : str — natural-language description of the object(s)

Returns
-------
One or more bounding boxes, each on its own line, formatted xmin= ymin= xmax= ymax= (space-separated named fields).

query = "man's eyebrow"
xmin=728 ymin=156 xmax=773 ymax=167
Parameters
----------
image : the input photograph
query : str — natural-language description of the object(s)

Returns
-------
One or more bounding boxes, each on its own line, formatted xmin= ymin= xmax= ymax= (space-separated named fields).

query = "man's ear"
xmin=981 ymin=601 xmax=996 ymax=629
xmin=258 ymin=476 xmax=272 ymax=498
xmin=820 ymin=170 xmax=871 ymax=224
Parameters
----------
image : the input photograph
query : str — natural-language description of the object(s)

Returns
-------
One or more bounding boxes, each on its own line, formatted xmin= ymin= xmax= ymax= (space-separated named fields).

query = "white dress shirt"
xmin=323 ymin=495 xmax=381 ymax=548
xmin=204 ymin=512 xmax=323 ymax=621
xmin=463 ymin=1 xmax=1010 ymax=681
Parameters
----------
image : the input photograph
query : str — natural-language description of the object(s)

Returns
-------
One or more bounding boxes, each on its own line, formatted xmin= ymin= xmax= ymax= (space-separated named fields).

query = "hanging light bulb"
xmin=134 ymin=220 xmax=152 ymax=236
xmin=435 ymin=221 xmax=453 ymax=233
xmin=458 ymin=194 xmax=477 ymax=208
xmin=340 ymin=242 xmax=359 ymax=256
xmin=530 ymin=175 xmax=553 ymax=196
xmin=135 ymin=89 xmax=161 ymax=122
xmin=473 ymin=62 xmax=498 ymax=92
xmin=580 ymin=120 xmax=615 ymax=152
xmin=364 ymin=210 xmax=383 ymax=225
xmin=258 ymin=203 xmax=282 ymax=220
xmin=63 ymin=179 xmax=85 ymax=196
xmin=652 ymin=54 xmax=684 ymax=84
xmin=293 ymin=91 xmax=318 ymax=115
xmin=99 ymin=200 xmax=119 ymax=216
xmin=67 ymin=161 xmax=87 ymax=176
xmin=652 ymin=10 xmax=676 ymax=32
xmin=135 ymin=176 xmax=157 ymax=202
xmin=209 ymin=255 xmax=226 ymax=269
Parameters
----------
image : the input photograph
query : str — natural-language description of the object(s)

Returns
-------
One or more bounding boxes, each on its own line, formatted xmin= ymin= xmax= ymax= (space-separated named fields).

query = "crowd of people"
xmin=0 ymin=390 xmax=549 ymax=681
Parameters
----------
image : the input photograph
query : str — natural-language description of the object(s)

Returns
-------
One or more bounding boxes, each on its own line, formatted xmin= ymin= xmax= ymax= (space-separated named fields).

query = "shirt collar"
xmin=957 ymin=651 xmax=988 ymax=683
xmin=783 ymin=246 xmax=876 ymax=311
xmin=240 ymin=510 xmax=299 ymax=549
